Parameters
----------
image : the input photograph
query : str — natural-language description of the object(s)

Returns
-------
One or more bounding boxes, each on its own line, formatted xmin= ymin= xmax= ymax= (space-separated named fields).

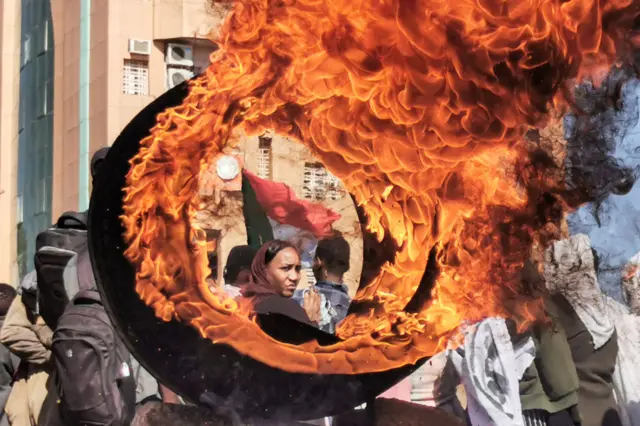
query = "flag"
xmin=241 ymin=170 xmax=341 ymax=260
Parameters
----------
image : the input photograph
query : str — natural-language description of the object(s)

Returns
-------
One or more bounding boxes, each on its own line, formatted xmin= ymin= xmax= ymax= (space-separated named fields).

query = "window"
xmin=302 ymin=163 xmax=345 ymax=201
xmin=257 ymin=135 xmax=272 ymax=179
xmin=22 ymin=34 xmax=31 ymax=67
xmin=303 ymin=162 xmax=326 ymax=200
xmin=325 ymin=171 xmax=344 ymax=200
xmin=303 ymin=163 xmax=346 ymax=201
xmin=16 ymin=195 xmax=23 ymax=223
xmin=122 ymin=60 xmax=149 ymax=95
xmin=43 ymin=20 xmax=49 ymax=53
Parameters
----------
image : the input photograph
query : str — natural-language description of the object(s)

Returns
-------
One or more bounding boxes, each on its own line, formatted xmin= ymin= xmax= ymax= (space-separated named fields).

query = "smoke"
xmin=564 ymin=53 xmax=640 ymax=297
xmin=565 ymin=66 xmax=640 ymax=218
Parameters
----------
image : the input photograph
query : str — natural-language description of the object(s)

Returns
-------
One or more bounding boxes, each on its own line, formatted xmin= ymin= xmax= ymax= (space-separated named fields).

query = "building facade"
xmin=0 ymin=0 xmax=225 ymax=282
xmin=16 ymin=0 xmax=55 ymax=278
xmin=49 ymin=0 xmax=223 ymax=218
xmin=1 ymin=0 xmax=362 ymax=288
xmin=0 ymin=0 xmax=22 ymax=284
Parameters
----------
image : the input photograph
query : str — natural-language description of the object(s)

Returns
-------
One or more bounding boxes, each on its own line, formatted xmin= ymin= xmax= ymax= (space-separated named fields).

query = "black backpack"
xmin=52 ymin=288 xmax=136 ymax=426
xmin=34 ymin=211 xmax=92 ymax=329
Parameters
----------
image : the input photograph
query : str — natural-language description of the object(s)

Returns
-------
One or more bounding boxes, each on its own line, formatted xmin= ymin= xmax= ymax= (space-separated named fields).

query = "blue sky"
xmin=568 ymin=79 xmax=640 ymax=299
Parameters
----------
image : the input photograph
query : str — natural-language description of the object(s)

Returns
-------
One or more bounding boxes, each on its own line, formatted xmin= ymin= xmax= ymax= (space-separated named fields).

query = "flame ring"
xmin=119 ymin=79 xmax=449 ymax=376
xmin=90 ymin=82 xmax=424 ymax=418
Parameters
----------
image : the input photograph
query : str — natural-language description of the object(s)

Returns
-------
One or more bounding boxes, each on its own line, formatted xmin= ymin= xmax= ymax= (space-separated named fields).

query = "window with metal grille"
xmin=303 ymin=162 xmax=345 ymax=201
xmin=325 ymin=171 xmax=344 ymax=200
xmin=257 ymin=135 xmax=272 ymax=179
xmin=122 ymin=60 xmax=149 ymax=96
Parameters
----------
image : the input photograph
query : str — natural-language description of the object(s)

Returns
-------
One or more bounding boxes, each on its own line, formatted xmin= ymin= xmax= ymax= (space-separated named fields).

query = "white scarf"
xmin=611 ymin=252 xmax=640 ymax=426
xmin=450 ymin=317 xmax=536 ymax=426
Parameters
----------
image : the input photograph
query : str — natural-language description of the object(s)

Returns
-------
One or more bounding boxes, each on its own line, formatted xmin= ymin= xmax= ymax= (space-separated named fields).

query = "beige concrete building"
xmin=50 ymin=0 xmax=224 ymax=218
xmin=0 ymin=0 xmax=22 ymax=284
xmin=0 ymin=0 xmax=226 ymax=281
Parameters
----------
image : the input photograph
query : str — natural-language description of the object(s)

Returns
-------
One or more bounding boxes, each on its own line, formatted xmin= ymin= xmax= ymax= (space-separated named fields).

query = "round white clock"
xmin=216 ymin=155 xmax=240 ymax=181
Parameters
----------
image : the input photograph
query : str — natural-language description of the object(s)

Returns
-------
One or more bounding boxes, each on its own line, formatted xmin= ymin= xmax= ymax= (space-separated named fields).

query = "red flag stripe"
xmin=243 ymin=170 xmax=341 ymax=238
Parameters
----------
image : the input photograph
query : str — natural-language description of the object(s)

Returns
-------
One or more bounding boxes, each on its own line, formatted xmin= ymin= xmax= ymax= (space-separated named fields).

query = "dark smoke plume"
xmin=565 ymin=65 xmax=640 ymax=225
xmin=562 ymin=45 xmax=640 ymax=298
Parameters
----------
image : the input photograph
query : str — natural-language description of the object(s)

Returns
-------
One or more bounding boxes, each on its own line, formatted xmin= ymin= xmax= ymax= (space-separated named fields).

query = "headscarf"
xmin=241 ymin=240 xmax=287 ymax=299
xmin=241 ymin=240 xmax=314 ymax=325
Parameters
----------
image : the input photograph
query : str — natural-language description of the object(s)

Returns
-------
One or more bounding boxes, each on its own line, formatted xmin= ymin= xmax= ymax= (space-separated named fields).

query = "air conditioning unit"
xmin=166 ymin=43 xmax=194 ymax=67
xmin=128 ymin=39 xmax=151 ymax=55
xmin=166 ymin=67 xmax=194 ymax=89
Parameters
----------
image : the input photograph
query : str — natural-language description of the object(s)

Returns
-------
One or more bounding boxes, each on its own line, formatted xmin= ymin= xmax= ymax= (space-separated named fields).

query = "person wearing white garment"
xmin=450 ymin=317 xmax=537 ymax=426
xmin=543 ymin=234 xmax=622 ymax=426
xmin=609 ymin=253 xmax=640 ymax=426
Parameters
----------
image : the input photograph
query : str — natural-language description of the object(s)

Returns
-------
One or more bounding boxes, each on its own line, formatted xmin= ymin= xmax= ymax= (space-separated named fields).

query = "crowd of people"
xmin=365 ymin=234 xmax=640 ymax=426
xmin=0 ymin=148 xmax=183 ymax=426
xmin=0 ymin=232 xmax=354 ymax=426
xmin=0 ymin=146 xmax=358 ymax=426
xmin=210 ymin=236 xmax=352 ymax=335
xmin=204 ymin=221 xmax=640 ymax=426
xmin=0 ymin=146 xmax=637 ymax=426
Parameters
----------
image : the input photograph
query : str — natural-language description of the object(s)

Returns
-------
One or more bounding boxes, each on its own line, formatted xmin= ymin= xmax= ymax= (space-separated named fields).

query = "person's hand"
xmin=303 ymin=289 xmax=322 ymax=324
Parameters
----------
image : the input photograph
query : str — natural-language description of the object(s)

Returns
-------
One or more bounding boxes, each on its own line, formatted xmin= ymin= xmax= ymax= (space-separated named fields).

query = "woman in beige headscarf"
xmin=241 ymin=239 xmax=316 ymax=325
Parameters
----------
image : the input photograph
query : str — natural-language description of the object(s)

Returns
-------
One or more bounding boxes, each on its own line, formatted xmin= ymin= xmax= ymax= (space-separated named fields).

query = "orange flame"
xmin=120 ymin=0 xmax=638 ymax=374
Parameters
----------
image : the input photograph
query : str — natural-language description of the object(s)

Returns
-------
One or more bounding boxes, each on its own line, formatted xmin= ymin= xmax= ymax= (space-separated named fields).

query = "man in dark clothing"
xmin=215 ymin=245 xmax=258 ymax=299
xmin=35 ymin=147 xmax=164 ymax=426
xmin=552 ymin=294 xmax=622 ymax=426
xmin=224 ymin=245 xmax=258 ymax=287
xmin=293 ymin=235 xmax=351 ymax=334
xmin=517 ymin=298 xmax=581 ymax=426
xmin=0 ymin=284 xmax=18 ymax=426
